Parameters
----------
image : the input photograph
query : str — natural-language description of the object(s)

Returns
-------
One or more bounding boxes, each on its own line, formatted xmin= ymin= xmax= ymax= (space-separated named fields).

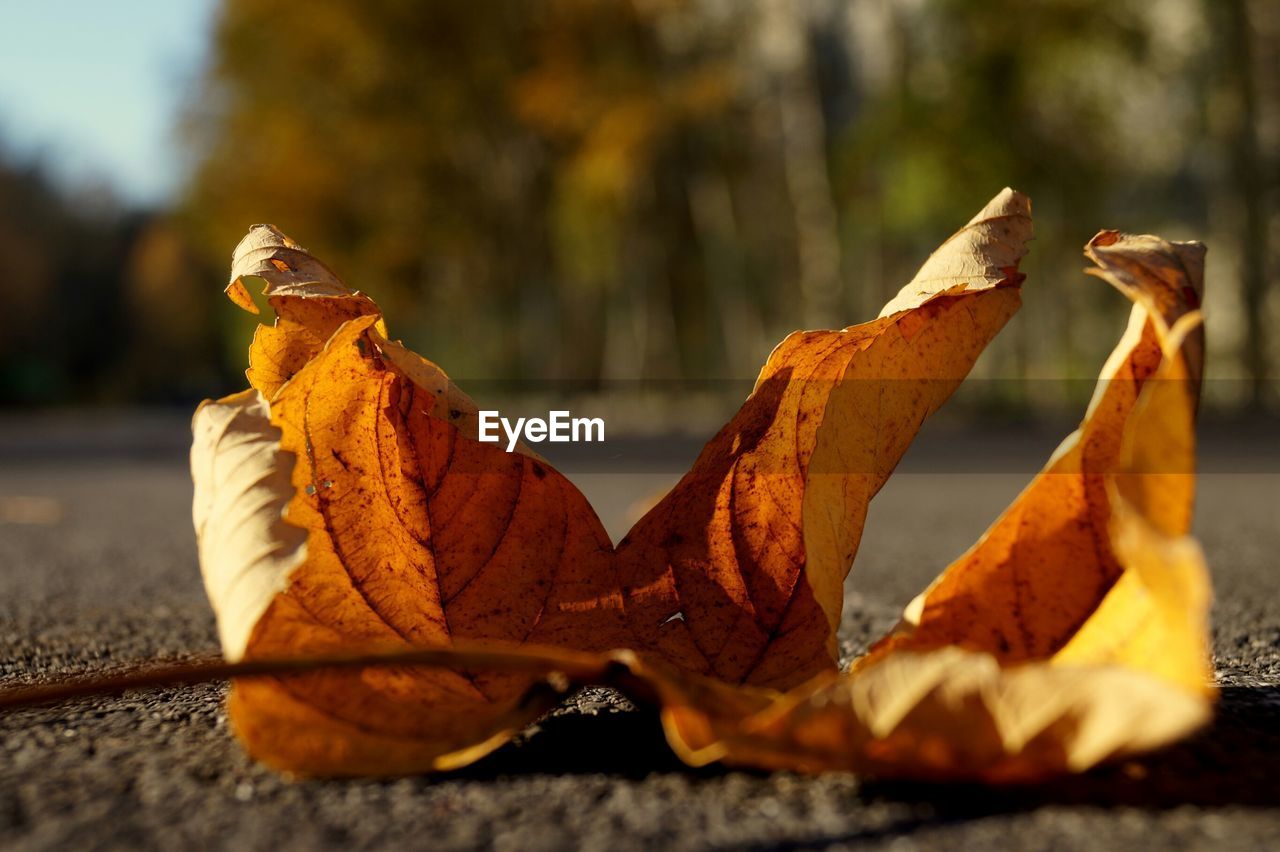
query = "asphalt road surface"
xmin=1 ymin=411 xmax=1277 ymax=851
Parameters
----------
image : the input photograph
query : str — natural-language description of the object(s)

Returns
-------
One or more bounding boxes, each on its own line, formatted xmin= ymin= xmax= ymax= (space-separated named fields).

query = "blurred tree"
xmin=0 ymin=159 xmax=135 ymax=404
xmin=173 ymin=0 xmax=1274 ymax=410
xmin=1206 ymin=0 xmax=1273 ymax=408
xmin=183 ymin=0 xmax=809 ymax=387
xmin=5 ymin=0 xmax=1274 ymax=410
xmin=837 ymin=0 xmax=1218 ymax=398
xmin=0 ymin=150 xmax=223 ymax=405
xmin=0 ymin=162 xmax=61 ymax=401
xmin=121 ymin=218 xmax=224 ymax=401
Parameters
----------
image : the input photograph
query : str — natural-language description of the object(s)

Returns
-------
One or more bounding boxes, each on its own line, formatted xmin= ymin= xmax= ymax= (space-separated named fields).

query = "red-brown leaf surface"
xmin=190 ymin=191 xmax=1214 ymax=780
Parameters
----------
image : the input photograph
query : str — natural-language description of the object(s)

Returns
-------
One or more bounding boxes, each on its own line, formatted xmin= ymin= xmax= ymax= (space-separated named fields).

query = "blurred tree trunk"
xmin=1250 ymin=0 xmax=1280 ymax=406
xmin=1216 ymin=0 xmax=1271 ymax=407
xmin=688 ymin=170 xmax=767 ymax=378
xmin=759 ymin=0 xmax=844 ymax=330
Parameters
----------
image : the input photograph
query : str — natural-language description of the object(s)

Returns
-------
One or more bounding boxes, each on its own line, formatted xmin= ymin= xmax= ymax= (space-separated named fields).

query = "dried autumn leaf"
xmin=615 ymin=189 xmax=1032 ymax=689
xmin=861 ymin=231 xmax=1206 ymax=671
xmin=191 ymin=389 xmax=306 ymax=661
xmin=647 ymin=231 xmax=1211 ymax=781
xmin=192 ymin=190 xmax=1031 ymax=775
xmin=227 ymin=225 xmax=381 ymax=401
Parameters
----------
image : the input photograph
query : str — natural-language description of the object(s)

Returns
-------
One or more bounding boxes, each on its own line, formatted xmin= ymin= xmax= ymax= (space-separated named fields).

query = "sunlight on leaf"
xmin=190 ymin=191 xmax=1212 ymax=781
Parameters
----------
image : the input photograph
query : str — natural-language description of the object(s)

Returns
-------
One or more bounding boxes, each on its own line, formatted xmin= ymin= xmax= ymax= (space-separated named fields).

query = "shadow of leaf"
xmin=449 ymin=685 xmax=1280 ymax=812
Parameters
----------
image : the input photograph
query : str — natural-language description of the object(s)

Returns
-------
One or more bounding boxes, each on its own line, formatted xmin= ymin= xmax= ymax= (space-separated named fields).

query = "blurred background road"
xmin=1 ymin=414 xmax=1278 ymax=850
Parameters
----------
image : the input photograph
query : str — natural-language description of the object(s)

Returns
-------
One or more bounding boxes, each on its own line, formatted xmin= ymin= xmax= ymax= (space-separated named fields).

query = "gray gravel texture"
xmin=0 ymin=411 xmax=1278 ymax=851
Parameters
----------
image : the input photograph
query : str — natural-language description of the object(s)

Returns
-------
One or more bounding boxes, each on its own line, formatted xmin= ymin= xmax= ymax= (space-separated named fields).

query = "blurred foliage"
xmin=2 ymin=0 xmax=1277 ymax=411
xmin=0 ymin=161 xmax=223 ymax=404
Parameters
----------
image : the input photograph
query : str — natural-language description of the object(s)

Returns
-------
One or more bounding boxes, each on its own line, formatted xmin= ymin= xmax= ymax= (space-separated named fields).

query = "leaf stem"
xmin=0 ymin=643 xmax=616 ymax=711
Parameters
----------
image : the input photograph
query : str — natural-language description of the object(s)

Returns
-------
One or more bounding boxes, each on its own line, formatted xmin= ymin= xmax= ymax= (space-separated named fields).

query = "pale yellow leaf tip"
xmin=1084 ymin=230 xmax=1206 ymax=333
xmin=226 ymin=224 xmax=352 ymax=313
xmin=191 ymin=389 xmax=307 ymax=660
xmin=879 ymin=187 xmax=1033 ymax=317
